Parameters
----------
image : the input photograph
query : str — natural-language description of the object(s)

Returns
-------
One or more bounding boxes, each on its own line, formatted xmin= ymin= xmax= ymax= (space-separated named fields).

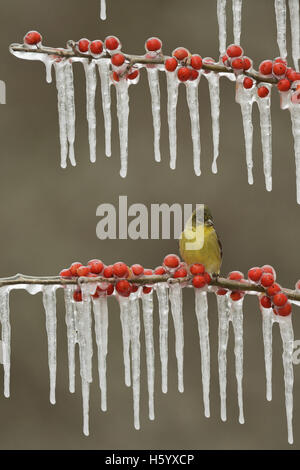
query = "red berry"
xmin=145 ymin=37 xmax=162 ymax=52
xmin=204 ymin=272 xmax=212 ymax=284
xmin=276 ymin=302 xmax=292 ymax=317
xmin=116 ymin=280 xmax=131 ymax=297
xmin=288 ymin=69 xmax=300 ymax=81
xmin=190 ymin=263 xmax=205 ymax=275
xmin=262 ymin=265 xmax=276 ymax=277
xmin=192 ymin=275 xmax=206 ymax=288
xmin=173 ymin=47 xmax=189 ymax=61
xmin=177 ymin=67 xmax=191 ymax=81
xmin=106 ymin=284 xmax=114 ymax=296
xmin=163 ymin=254 xmax=180 ymax=270
xmin=222 ymin=54 xmax=229 ymax=65
xmin=260 ymin=273 xmax=275 ymax=287
xmin=112 ymin=71 xmax=120 ymax=82
xmin=73 ymin=288 xmax=82 ymax=302
xmin=231 ymin=58 xmax=244 ymax=70
xmin=165 ymin=57 xmax=178 ymax=72
xmin=266 ymin=283 xmax=281 ymax=297
xmin=127 ymin=69 xmax=139 ymax=80
xmin=143 ymin=286 xmax=152 ymax=294
xmin=228 ymin=271 xmax=244 ymax=281
xmin=131 ymin=285 xmax=139 ymax=293
xmin=274 ymin=57 xmax=287 ymax=65
xmin=257 ymin=86 xmax=269 ymax=98
xmin=217 ymin=288 xmax=227 ymax=295
xmin=78 ymin=38 xmax=90 ymax=53
xmin=243 ymin=57 xmax=252 ymax=70
xmin=248 ymin=267 xmax=263 ymax=282
xmin=273 ymin=292 xmax=288 ymax=307
xmin=24 ymin=31 xmax=42 ymax=45
xmin=243 ymin=77 xmax=254 ymax=89
xmin=259 ymin=60 xmax=273 ymax=75
xmin=77 ymin=265 xmax=91 ymax=277
xmin=90 ymin=40 xmax=103 ymax=55
xmin=226 ymin=44 xmax=243 ymax=58
xmin=105 ymin=36 xmax=120 ymax=51
xmin=60 ymin=269 xmax=72 ymax=278
xmin=173 ymin=267 xmax=188 ymax=278
xmin=103 ymin=265 xmax=114 ymax=278
xmin=144 ymin=269 xmax=153 ymax=275
xmin=113 ymin=262 xmax=129 ymax=278
xmin=277 ymin=78 xmax=291 ymax=92
xmin=70 ymin=262 xmax=83 ymax=277
xmin=190 ymin=55 xmax=203 ymax=70
xmin=111 ymin=53 xmax=125 ymax=67
xmin=189 ymin=69 xmax=199 ymax=81
xmin=131 ymin=264 xmax=144 ymax=276
xmin=154 ymin=266 xmax=166 ymax=275
xmin=273 ymin=62 xmax=287 ymax=76
xmin=260 ymin=295 xmax=272 ymax=308
xmin=230 ymin=291 xmax=243 ymax=301
xmin=88 ymin=259 xmax=104 ymax=274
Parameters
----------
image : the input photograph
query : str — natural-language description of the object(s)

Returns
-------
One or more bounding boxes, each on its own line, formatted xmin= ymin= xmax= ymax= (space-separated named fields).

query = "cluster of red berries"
xmin=247 ymin=265 xmax=292 ymax=316
xmin=216 ymin=270 xmax=246 ymax=301
xmin=164 ymin=46 xmax=203 ymax=82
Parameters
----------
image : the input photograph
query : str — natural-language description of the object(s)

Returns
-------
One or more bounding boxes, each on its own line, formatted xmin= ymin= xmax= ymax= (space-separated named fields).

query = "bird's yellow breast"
xmin=179 ymin=225 xmax=222 ymax=274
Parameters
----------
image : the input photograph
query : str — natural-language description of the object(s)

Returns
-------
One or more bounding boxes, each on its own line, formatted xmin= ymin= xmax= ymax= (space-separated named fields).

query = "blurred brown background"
xmin=0 ymin=0 xmax=300 ymax=450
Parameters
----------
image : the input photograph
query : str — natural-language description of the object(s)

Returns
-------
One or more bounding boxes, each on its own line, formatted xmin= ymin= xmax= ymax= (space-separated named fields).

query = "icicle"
xmin=64 ymin=286 xmax=76 ymax=394
xmin=43 ymin=55 xmax=53 ymax=84
xmin=274 ymin=0 xmax=287 ymax=59
xmin=93 ymin=295 xmax=109 ymax=412
xmin=260 ymin=305 xmax=273 ymax=402
xmin=0 ymin=287 xmax=11 ymax=398
xmin=98 ymin=59 xmax=112 ymax=157
xmin=54 ymin=61 xmax=68 ymax=169
xmin=289 ymin=103 xmax=300 ymax=204
xmin=81 ymin=378 xmax=90 ymax=437
xmin=232 ymin=0 xmax=243 ymax=44
xmin=236 ymin=77 xmax=255 ymax=185
xmin=119 ymin=295 xmax=131 ymax=387
xmin=186 ymin=78 xmax=201 ymax=176
xmin=147 ymin=68 xmax=161 ymax=163
xmin=115 ymin=79 xmax=130 ymax=178
xmin=129 ymin=294 xmax=141 ymax=430
xmin=142 ymin=290 xmax=155 ymax=421
xmin=216 ymin=293 xmax=230 ymax=421
xmin=256 ymin=91 xmax=273 ymax=192
xmin=42 ymin=286 xmax=58 ymax=405
xmin=100 ymin=0 xmax=107 ymax=20
xmin=217 ymin=0 xmax=227 ymax=55
xmin=205 ymin=73 xmax=220 ymax=174
xmin=83 ymin=60 xmax=97 ymax=164
xmin=9 ymin=47 xmax=54 ymax=84
xmin=229 ymin=296 xmax=244 ymax=424
xmin=156 ymin=283 xmax=169 ymax=394
xmin=169 ymin=283 xmax=184 ymax=393
xmin=166 ymin=71 xmax=179 ymax=170
xmin=289 ymin=0 xmax=300 ymax=70
xmin=64 ymin=61 xmax=76 ymax=167
xmin=278 ymin=314 xmax=294 ymax=444
xmin=195 ymin=290 xmax=210 ymax=418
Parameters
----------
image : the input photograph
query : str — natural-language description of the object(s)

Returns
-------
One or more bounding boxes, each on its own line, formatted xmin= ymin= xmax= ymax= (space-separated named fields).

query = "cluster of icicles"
xmin=0 ymin=279 xmax=295 ymax=443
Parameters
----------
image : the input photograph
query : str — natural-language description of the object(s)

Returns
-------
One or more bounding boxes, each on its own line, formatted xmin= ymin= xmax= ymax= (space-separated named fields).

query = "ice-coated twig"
xmin=42 ymin=285 xmax=58 ymax=405
xmin=119 ymin=295 xmax=131 ymax=387
xmin=260 ymin=305 xmax=273 ymax=402
xmin=129 ymin=294 xmax=141 ymax=430
xmin=97 ymin=59 xmax=112 ymax=157
xmin=205 ymin=72 xmax=220 ymax=174
xmin=166 ymin=71 xmax=179 ymax=170
xmin=83 ymin=60 xmax=97 ymax=163
xmin=64 ymin=286 xmax=76 ymax=393
xmin=232 ymin=0 xmax=243 ymax=45
xmin=93 ymin=295 xmax=109 ymax=412
xmin=195 ymin=289 xmax=211 ymax=418
xmin=186 ymin=78 xmax=201 ymax=176
xmin=0 ymin=287 xmax=11 ymax=398
xmin=275 ymin=0 xmax=288 ymax=59
xmin=147 ymin=68 xmax=161 ymax=163
xmin=156 ymin=283 xmax=169 ymax=394
xmin=217 ymin=293 xmax=230 ymax=421
xmin=169 ymin=283 xmax=184 ymax=393
xmin=115 ymin=79 xmax=130 ymax=178
xmin=256 ymin=91 xmax=273 ymax=192
xmin=142 ymin=290 xmax=155 ymax=421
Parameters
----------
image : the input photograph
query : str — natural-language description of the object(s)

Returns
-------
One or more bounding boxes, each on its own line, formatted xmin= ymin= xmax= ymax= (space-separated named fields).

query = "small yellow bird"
xmin=179 ymin=205 xmax=222 ymax=275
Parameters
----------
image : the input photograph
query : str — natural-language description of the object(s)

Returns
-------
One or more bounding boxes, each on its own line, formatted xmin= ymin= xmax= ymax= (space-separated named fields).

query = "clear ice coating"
xmin=100 ymin=0 xmax=107 ymax=20
xmin=119 ymin=295 xmax=131 ymax=387
xmin=256 ymin=89 xmax=273 ymax=192
xmin=147 ymin=68 xmax=161 ymax=163
xmin=142 ymin=290 xmax=155 ymax=421
xmin=230 ymin=296 xmax=245 ymax=424
xmin=156 ymin=283 xmax=169 ymax=394
xmin=97 ymin=59 xmax=112 ymax=157
xmin=115 ymin=79 xmax=130 ymax=178
xmin=232 ymin=0 xmax=243 ymax=45
xmin=129 ymin=293 xmax=141 ymax=430
xmin=169 ymin=283 xmax=184 ymax=393
xmin=289 ymin=0 xmax=300 ymax=70
xmin=289 ymin=103 xmax=300 ymax=204
xmin=205 ymin=72 xmax=220 ymax=174
xmin=42 ymin=286 xmax=58 ymax=405
xmin=186 ymin=78 xmax=201 ymax=176
xmin=0 ymin=287 xmax=11 ymax=398
xmin=260 ymin=305 xmax=273 ymax=402
xmin=166 ymin=71 xmax=179 ymax=170
xmin=217 ymin=0 xmax=227 ymax=55
xmin=195 ymin=290 xmax=210 ymax=418
xmin=83 ymin=60 xmax=97 ymax=163
xmin=275 ymin=0 xmax=288 ymax=59
xmin=64 ymin=286 xmax=76 ymax=393
xmin=93 ymin=295 xmax=109 ymax=412
xmin=216 ymin=293 xmax=230 ymax=421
